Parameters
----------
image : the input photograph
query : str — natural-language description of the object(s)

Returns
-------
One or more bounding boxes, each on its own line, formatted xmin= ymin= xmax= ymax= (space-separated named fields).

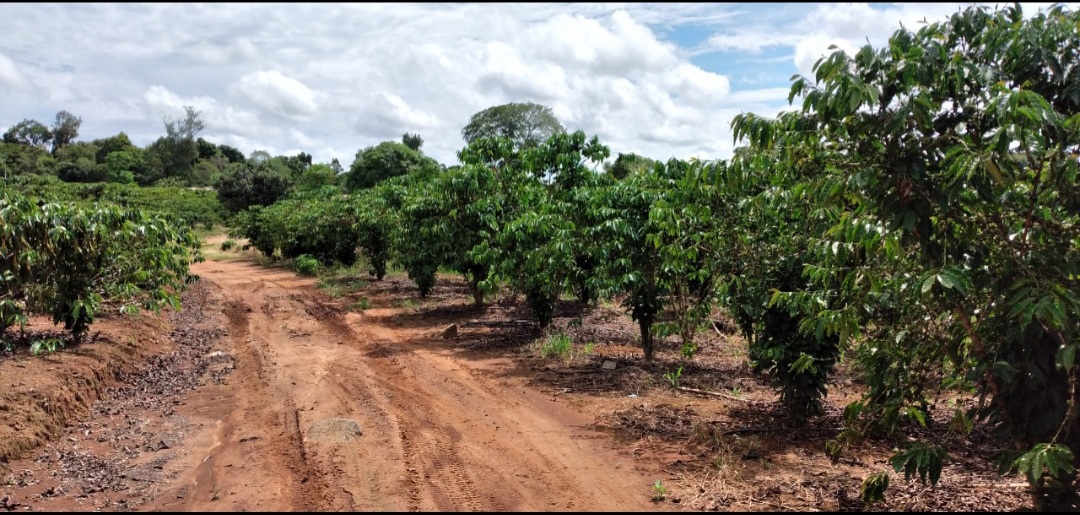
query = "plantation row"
xmin=0 ymin=187 xmax=202 ymax=353
xmin=232 ymin=5 xmax=1079 ymax=507
xmin=8 ymin=174 xmax=226 ymax=229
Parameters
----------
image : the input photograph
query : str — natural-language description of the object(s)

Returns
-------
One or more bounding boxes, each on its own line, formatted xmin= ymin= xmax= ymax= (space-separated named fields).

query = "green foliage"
xmin=890 ymin=442 xmax=948 ymax=486
xmin=651 ymin=480 xmax=667 ymax=502
xmin=592 ymin=168 xmax=665 ymax=359
xmin=1009 ymin=443 xmax=1076 ymax=492
xmin=1 ymin=187 xmax=202 ymax=342
xmin=351 ymin=185 xmax=398 ymax=281
xmin=29 ymin=337 xmax=65 ymax=357
xmin=234 ymin=193 xmax=360 ymax=267
xmin=91 ymin=132 xmax=138 ymax=164
xmin=50 ymin=111 xmax=82 ymax=155
xmin=0 ymin=141 xmax=51 ymax=177
xmin=2 ymin=119 xmax=52 ymax=150
xmin=461 ymin=102 xmax=565 ymax=150
xmin=861 ymin=472 xmax=889 ymax=503
xmin=295 ymin=254 xmax=319 ymax=276
xmin=538 ymin=332 xmax=573 ymax=360
xmin=8 ymin=175 xmax=224 ymax=230
xmin=217 ymin=144 xmax=246 ymax=164
xmin=731 ymin=2 xmax=1080 ymax=498
xmin=349 ymin=297 xmax=372 ymax=311
xmin=402 ymin=132 xmax=424 ymax=151
xmin=605 ymin=152 xmax=656 ymax=180
xmin=148 ymin=106 xmax=205 ymax=183
xmin=391 ymin=179 xmax=447 ymax=298
xmin=495 ymin=183 xmax=575 ymax=329
xmin=395 ymin=147 xmax=517 ymax=305
xmin=295 ymin=163 xmax=338 ymax=192
xmin=532 ymin=132 xmax=611 ymax=305
xmin=345 ymin=141 xmax=436 ymax=191
xmin=104 ymin=150 xmax=140 ymax=184
xmin=663 ymin=366 xmax=683 ymax=388
xmin=215 ymin=162 xmax=294 ymax=214
xmin=220 ymin=239 xmax=236 ymax=251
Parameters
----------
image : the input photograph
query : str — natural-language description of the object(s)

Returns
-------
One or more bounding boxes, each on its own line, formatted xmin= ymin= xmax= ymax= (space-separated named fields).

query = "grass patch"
xmin=530 ymin=333 xmax=600 ymax=365
xmin=348 ymin=297 xmax=372 ymax=311
xmin=295 ymin=255 xmax=319 ymax=276
xmin=315 ymin=261 xmax=370 ymax=298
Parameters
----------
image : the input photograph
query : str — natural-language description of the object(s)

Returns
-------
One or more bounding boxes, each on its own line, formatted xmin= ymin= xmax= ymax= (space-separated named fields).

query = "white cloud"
xmin=230 ymin=70 xmax=320 ymax=121
xmin=184 ymin=37 xmax=259 ymax=66
xmin=0 ymin=52 xmax=31 ymax=93
xmin=289 ymin=128 xmax=319 ymax=150
xmin=703 ymin=32 xmax=802 ymax=54
xmin=793 ymin=33 xmax=861 ymax=80
xmin=1 ymin=2 xmax=1076 ymax=167
xmin=143 ymin=85 xmax=264 ymax=139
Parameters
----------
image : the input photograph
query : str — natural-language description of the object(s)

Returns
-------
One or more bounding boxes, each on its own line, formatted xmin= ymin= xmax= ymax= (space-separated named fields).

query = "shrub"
xmin=295 ymin=255 xmax=318 ymax=276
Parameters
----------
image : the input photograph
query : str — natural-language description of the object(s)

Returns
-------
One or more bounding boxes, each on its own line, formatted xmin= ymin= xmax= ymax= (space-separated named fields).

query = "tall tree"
xmin=215 ymin=162 xmax=293 ymax=213
xmin=157 ymin=106 xmax=205 ymax=182
xmin=605 ymin=152 xmax=657 ymax=180
xmin=50 ymin=111 xmax=82 ymax=155
xmin=345 ymin=141 xmax=436 ymax=191
xmin=402 ymin=132 xmax=424 ymax=151
xmin=92 ymin=132 xmax=136 ymax=163
xmin=461 ymin=102 xmax=565 ymax=150
xmin=2 ymin=119 xmax=52 ymax=150
xmin=217 ymin=143 xmax=246 ymax=164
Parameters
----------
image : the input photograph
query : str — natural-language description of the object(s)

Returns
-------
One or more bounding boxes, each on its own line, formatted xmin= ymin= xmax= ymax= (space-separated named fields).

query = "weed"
xmin=538 ymin=332 xmax=573 ymax=361
xmin=397 ymin=299 xmax=417 ymax=310
xmin=652 ymin=480 xmax=667 ymax=501
xmin=30 ymin=337 xmax=64 ymax=356
xmin=220 ymin=239 xmax=236 ymax=251
xmin=663 ymin=366 xmax=683 ymax=388
xmin=320 ymin=282 xmax=346 ymax=298
xmin=582 ymin=341 xmax=596 ymax=355
xmin=254 ymin=254 xmax=276 ymax=267
xmin=729 ymin=386 xmax=742 ymax=397
xmin=349 ymin=297 xmax=372 ymax=311
xmin=316 ymin=264 xmax=369 ymax=298
xmin=295 ymin=255 xmax=319 ymax=276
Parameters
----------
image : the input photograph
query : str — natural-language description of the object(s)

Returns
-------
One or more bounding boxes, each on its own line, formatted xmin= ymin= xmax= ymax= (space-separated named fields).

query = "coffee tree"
xmin=735 ymin=3 xmax=1080 ymax=504
xmin=1 ymin=188 xmax=201 ymax=345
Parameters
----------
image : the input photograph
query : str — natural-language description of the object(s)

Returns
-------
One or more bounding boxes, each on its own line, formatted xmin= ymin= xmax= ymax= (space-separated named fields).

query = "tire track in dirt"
xmin=142 ymin=260 xmax=660 ymax=512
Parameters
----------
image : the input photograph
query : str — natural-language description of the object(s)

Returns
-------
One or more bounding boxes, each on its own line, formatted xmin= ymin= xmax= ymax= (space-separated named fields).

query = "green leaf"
xmin=1058 ymin=344 xmax=1076 ymax=371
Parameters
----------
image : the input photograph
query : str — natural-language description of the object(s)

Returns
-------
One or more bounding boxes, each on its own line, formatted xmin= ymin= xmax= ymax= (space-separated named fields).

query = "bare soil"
xmin=0 ymin=243 xmax=1051 ymax=512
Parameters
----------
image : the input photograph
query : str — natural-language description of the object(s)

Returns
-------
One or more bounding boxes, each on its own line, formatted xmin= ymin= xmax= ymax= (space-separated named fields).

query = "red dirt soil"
xmin=1 ymin=259 xmax=667 ymax=512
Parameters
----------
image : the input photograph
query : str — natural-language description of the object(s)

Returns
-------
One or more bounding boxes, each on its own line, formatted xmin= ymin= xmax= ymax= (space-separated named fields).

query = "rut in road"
xmin=147 ymin=260 xmax=659 ymax=512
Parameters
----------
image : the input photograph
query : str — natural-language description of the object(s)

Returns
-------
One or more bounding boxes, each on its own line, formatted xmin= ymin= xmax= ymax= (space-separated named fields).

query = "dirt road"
xmin=129 ymin=259 xmax=659 ymax=511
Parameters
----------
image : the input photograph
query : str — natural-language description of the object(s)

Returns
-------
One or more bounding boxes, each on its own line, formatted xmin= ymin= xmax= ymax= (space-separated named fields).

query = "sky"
xmin=0 ymin=2 xmax=1073 ymax=168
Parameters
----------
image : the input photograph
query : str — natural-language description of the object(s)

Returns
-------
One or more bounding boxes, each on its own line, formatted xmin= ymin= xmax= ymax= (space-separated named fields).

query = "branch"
xmin=677 ymin=386 xmax=756 ymax=403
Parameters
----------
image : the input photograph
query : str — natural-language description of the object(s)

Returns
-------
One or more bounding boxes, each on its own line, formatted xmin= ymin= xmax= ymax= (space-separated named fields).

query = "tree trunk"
xmin=639 ymin=317 xmax=654 ymax=361
xmin=472 ymin=286 xmax=484 ymax=308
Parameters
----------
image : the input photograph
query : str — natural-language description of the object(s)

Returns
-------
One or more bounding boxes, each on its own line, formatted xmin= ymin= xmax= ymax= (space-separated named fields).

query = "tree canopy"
xmin=461 ymin=102 xmax=565 ymax=150
xmin=345 ymin=140 xmax=437 ymax=191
